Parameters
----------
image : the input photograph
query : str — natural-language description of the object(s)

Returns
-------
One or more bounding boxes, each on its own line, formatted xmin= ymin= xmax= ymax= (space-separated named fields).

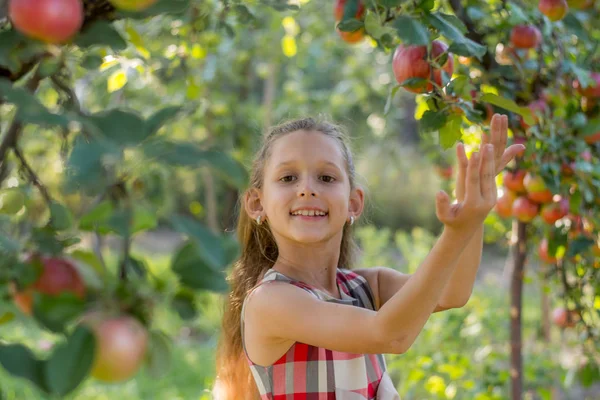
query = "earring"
xmin=256 ymin=215 xmax=262 ymax=225
xmin=349 ymin=216 xmax=354 ymax=226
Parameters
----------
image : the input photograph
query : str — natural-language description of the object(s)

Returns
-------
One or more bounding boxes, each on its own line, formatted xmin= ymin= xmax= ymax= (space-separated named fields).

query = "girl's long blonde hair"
xmin=214 ymin=116 xmax=360 ymax=399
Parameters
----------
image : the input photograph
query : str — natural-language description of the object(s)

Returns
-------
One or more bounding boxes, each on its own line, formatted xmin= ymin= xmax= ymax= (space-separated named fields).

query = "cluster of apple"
xmin=9 ymin=254 xmax=149 ymax=383
xmin=8 ymin=0 xmax=158 ymax=44
xmin=495 ymin=170 xmax=569 ymax=224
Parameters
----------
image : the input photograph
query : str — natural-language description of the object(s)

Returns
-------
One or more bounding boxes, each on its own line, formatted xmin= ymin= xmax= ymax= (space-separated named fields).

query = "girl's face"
xmin=247 ymin=130 xmax=364 ymax=245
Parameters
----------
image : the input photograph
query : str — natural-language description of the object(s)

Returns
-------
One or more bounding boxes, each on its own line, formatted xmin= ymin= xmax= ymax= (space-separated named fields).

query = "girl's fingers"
xmin=489 ymin=114 xmax=507 ymax=167
xmin=497 ymin=144 xmax=527 ymax=173
xmin=466 ymin=151 xmax=481 ymax=201
xmin=481 ymin=144 xmax=496 ymax=202
xmin=456 ymin=143 xmax=468 ymax=200
xmin=435 ymin=190 xmax=452 ymax=223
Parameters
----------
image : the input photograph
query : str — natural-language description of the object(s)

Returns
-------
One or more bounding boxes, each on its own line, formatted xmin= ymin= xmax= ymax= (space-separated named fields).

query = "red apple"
xmin=540 ymin=198 xmax=569 ymax=224
xmin=12 ymin=255 xmax=86 ymax=315
xmin=510 ymin=25 xmax=542 ymax=49
xmin=583 ymin=131 xmax=600 ymax=144
xmin=495 ymin=190 xmax=516 ymax=218
xmin=552 ymin=307 xmax=578 ymax=328
xmin=108 ymin=0 xmax=158 ymax=11
xmin=574 ymin=72 xmax=600 ymax=98
xmin=9 ymin=0 xmax=84 ymax=43
xmin=561 ymin=161 xmax=576 ymax=176
xmin=539 ymin=0 xmax=569 ymax=21
xmin=538 ymin=238 xmax=557 ymax=264
xmin=392 ymin=40 xmax=454 ymax=93
xmin=82 ymin=312 xmax=149 ymax=383
xmin=503 ymin=170 xmax=527 ymax=193
xmin=334 ymin=0 xmax=366 ymax=44
xmin=435 ymin=165 xmax=453 ymax=180
xmin=512 ymin=196 xmax=539 ymax=222
xmin=524 ymin=173 xmax=553 ymax=203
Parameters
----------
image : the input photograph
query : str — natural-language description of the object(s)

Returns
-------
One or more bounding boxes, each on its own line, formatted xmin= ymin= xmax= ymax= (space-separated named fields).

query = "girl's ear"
xmin=348 ymin=186 xmax=365 ymax=219
xmin=244 ymin=188 xmax=264 ymax=220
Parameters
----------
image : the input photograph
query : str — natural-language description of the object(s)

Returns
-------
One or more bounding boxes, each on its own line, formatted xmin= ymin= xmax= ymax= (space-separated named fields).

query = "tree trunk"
xmin=540 ymin=266 xmax=551 ymax=342
xmin=511 ymin=220 xmax=528 ymax=400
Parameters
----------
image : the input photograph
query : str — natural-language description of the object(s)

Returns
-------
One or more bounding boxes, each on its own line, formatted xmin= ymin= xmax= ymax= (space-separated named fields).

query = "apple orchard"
xmin=1 ymin=0 xmax=600 ymax=398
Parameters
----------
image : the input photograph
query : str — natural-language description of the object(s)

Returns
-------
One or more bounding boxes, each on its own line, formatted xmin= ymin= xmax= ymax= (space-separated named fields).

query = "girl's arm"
xmin=244 ymin=226 xmax=479 ymax=357
xmin=245 ymin=146 xmax=495 ymax=356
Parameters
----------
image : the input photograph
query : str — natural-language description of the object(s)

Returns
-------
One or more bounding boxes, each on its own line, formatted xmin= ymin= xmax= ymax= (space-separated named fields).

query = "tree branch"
xmin=13 ymin=144 xmax=52 ymax=206
xmin=0 ymin=71 xmax=43 ymax=185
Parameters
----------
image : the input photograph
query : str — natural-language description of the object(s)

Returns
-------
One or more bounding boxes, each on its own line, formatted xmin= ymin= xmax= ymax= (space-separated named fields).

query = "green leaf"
xmin=144 ymin=330 xmax=172 ymax=379
xmin=131 ymin=206 xmax=158 ymax=234
xmin=384 ymin=85 xmax=401 ymax=115
xmin=49 ymin=202 xmax=74 ymax=231
xmin=0 ymin=30 xmax=26 ymax=73
xmin=75 ymin=21 xmax=127 ymax=51
xmin=480 ymin=94 xmax=534 ymax=125
xmin=439 ymin=115 xmax=463 ymax=149
xmin=343 ymin=0 xmax=360 ymax=21
xmin=146 ymin=106 xmax=183 ymax=136
xmin=364 ymin=12 xmax=386 ymax=40
xmin=81 ymin=54 xmax=104 ymax=70
xmin=425 ymin=13 xmax=487 ymax=59
xmin=419 ymin=110 xmax=448 ymax=133
xmin=45 ymin=326 xmax=95 ymax=397
xmin=64 ymin=137 xmax=120 ymax=194
xmin=142 ymin=140 xmax=248 ymax=189
xmin=580 ymin=118 xmax=600 ymax=138
xmin=87 ymin=109 xmax=147 ymax=146
xmin=33 ymin=292 xmax=86 ymax=333
xmin=172 ymin=292 xmax=197 ymax=320
xmin=577 ymin=362 xmax=600 ymax=388
xmin=0 ymin=312 xmax=15 ymax=325
xmin=169 ymin=215 xmax=226 ymax=270
xmin=124 ymin=256 xmax=147 ymax=278
xmin=565 ymin=236 xmax=595 ymax=259
xmin=399 ymin=77 xmax=428 ymax=91
xmin=337 ymin=19 xmax=364 ymax=32
xmin=171 ymin=242 xmax=229 ymax=292
xmin=79 ymin=201 xmax=114 ymax=231
xmin=0 ymin=344 xmax=49 ymax=394
xmin=0 ymin=80 xmax=69 ymax=127
xmin=562 ymin=14 xmax=589 ymax=42
xmin=0 ymin=188 xmax=25 ymax=215
xmin=393 ymin=16 xmax=430 ymax=46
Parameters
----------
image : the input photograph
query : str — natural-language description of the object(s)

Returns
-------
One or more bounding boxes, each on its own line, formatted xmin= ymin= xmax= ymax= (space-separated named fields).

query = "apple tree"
xmin=334 ymin=0 xmax=600 ymax=397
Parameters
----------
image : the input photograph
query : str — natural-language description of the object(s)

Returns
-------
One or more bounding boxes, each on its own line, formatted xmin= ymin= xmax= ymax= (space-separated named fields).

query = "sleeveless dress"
xmin=240 ymin=268 xmax=401 ymax=400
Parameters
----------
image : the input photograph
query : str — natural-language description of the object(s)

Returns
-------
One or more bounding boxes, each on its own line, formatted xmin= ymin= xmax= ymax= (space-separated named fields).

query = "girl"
xmin=214 ymin=115 xmax=524 ymax=399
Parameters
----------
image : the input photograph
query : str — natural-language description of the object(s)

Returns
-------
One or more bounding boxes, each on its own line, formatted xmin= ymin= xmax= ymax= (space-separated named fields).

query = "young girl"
xmin=214 ymin=115 xmax=524 ymax=399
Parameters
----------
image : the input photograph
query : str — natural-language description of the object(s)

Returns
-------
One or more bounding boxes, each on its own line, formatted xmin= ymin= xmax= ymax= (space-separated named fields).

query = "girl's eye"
xmin=280 ymin=176 xmax=296 ymax=183
xmin=321 ymin=175 xmax=335 ymax=183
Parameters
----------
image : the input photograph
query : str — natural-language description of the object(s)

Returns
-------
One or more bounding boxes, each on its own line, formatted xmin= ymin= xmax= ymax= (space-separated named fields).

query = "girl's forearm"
xmin=374 ymin=227 xmax=476 ymax=353
xmin=438 ymin=224 xmax=484 ymax=307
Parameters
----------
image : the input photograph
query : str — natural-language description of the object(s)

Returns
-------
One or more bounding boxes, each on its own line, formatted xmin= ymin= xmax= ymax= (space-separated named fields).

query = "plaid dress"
xmin=241 ymin=268 xmax=401 ymax=400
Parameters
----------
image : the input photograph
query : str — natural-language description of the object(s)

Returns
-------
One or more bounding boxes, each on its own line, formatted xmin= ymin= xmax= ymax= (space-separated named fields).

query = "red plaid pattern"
xmin=241 ymin=268 xmax=400 ymax=399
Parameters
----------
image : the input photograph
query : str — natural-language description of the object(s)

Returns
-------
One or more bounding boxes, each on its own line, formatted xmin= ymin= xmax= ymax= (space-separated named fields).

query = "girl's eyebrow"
xmin=274 ymin=160 xmax=342 ymax=170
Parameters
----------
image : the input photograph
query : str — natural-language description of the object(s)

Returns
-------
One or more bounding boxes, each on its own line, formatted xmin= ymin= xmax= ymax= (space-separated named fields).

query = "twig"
xmin=0 ymin=71 xmax=43 ymax=185
xmin=12 ymin=144 xmax=52 ymax=207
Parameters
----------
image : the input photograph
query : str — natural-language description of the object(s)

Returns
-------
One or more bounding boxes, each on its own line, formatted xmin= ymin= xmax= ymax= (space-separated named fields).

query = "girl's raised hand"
xmin=435 ymin=143 xmax=497 ymax=235
xmin=455 ymin=113 xmax=526 ymax=202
